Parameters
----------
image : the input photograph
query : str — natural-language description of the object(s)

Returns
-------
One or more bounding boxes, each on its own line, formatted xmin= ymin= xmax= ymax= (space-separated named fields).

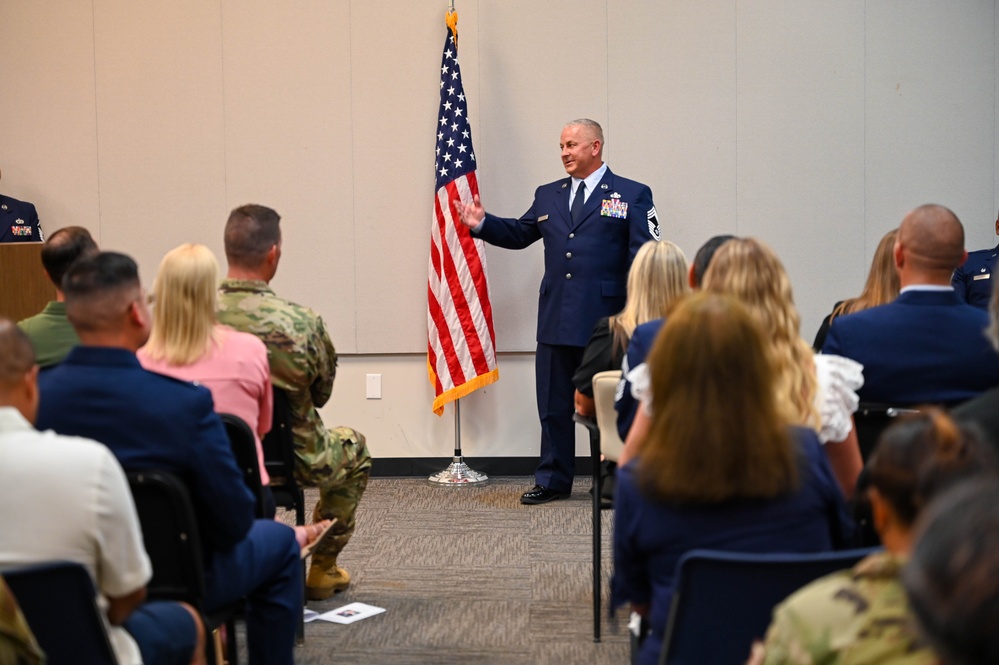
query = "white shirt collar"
xmin=571 ymin=163 xmax=608 ymax=203
xmin=900 ymin=285 xmax=954 ymax=294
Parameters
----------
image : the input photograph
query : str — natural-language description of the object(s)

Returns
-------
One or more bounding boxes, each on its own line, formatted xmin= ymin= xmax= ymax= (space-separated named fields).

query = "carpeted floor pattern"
xmin=257 ymin=475 xmax=627 ymax=664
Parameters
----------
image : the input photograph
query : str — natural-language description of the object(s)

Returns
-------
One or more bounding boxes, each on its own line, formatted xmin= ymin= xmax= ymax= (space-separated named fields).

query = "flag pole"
xmin=428 ymin=399 xmax=488 ymax=485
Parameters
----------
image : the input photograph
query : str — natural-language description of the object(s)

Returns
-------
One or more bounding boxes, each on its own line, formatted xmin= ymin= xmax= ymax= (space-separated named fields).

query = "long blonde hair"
xmin=144 ymin=243 xmax=222 ymax=365
xmin=609 ymin=240 xmax=689 ymax=355
xmin=702 ymin=238 xmax=820 ymax=430
xmin=832 ymin=228 xmax=899 ymax=321
xmin=638 ymin=293 xmax=797 ymax=502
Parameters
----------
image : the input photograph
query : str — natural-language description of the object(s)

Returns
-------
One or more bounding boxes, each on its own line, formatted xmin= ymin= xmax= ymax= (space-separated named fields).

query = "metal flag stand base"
xmin=428 ymin=400 xmax=488 ymax=485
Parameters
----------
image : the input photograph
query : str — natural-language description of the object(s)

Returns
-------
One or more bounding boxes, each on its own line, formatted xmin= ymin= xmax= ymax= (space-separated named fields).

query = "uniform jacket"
xmin=952 ymin=243 xmax=998 ymax=309
xmin=36 ymin=346 xmax=256 ymax=555
xmin=475 ymin=167 xmax=659 ymax=347
xmin=822 ymin=289 xmax=999 ymax=405
xmin=0 ymin=194 xmax=41 ymax=243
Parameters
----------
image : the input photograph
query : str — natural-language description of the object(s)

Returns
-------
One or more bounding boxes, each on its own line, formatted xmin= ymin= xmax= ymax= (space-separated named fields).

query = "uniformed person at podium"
xmin=0 ymin=168 xmax=42 ymax=243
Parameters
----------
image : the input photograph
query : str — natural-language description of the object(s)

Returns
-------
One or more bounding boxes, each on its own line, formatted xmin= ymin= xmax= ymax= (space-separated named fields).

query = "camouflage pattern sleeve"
xmin=760 ymin=554 xmax=937 ymax=665
xmin=310 ymin=315 xmax=336 ymax=409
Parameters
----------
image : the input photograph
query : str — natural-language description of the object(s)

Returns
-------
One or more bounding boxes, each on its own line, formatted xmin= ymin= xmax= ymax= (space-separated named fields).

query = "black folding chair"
xmin=4 ymin=561 xmax=118 ymax=665
xmin=221 ymin=413 xmax=267 ymax=518
xmin=127 ymin=470 xmax=238 ymax=665
xmin=262 ymin=387 xmax=307 ymax=526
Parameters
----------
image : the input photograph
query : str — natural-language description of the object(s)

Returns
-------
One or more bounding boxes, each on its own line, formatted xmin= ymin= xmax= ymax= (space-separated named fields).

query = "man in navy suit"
xmin=823 ymin=204 xmax=999 ymax=405
xmin=0 ymin=168 xmax=42 ymax=243
xmin=456 ymin=118 xmax=661 ymax=504
xmin=35 ymin=252 xmax=302 ymax=665
xmin=951 ymin=209 xmax=998 ymax=309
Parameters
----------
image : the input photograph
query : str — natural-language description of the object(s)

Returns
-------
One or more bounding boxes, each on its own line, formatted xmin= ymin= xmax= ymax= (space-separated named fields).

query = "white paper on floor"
xmin=304 ymin=602 xmax=387 ymax=624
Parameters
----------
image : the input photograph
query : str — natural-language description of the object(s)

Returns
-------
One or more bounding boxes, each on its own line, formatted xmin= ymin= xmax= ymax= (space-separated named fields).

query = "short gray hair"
xmin=564 ymin=118 xmax=604 ymax=143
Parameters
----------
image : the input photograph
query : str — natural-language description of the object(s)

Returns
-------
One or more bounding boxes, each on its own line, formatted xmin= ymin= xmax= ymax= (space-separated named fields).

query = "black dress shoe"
xmin=520 ymin=485 xmax=571 ymax=505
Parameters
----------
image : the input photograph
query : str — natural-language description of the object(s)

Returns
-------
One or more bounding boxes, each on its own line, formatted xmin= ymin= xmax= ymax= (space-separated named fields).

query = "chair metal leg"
xmin=225 ymin=617 xmax=238 ymax=665
xmin=591 ymin=430 xmax=602 ymax=643
xmin=296 ymin=559 xmax=306 ymax=646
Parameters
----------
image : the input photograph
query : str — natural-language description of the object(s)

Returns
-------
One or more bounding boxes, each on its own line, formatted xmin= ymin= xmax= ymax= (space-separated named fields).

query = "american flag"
xmin=427 ymin=11 xmax=498 ymax=416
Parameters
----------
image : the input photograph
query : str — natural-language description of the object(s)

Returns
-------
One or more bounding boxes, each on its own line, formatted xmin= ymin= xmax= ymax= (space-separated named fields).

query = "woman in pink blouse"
xmin=139 ymin=243 xmax=274 ymax=509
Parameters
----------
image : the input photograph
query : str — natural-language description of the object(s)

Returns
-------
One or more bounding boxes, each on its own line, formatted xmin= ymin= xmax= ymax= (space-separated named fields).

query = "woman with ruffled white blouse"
xmin=620 ymin=237 xmax=864 ymax=498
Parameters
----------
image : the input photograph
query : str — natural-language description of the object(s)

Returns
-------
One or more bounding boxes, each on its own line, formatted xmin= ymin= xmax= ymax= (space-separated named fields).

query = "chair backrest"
xmin=261 ymin=387 xmax=306 ymax=525
xmin=660 ymin=548 xmax=878 ymax=665
xmin=4 ymin=561 xmax=119 ymax=665
xmin=126 ymin=470 xmax=207 ymax=606
xmin=854 ymin=403 xmax=920 ymax=461
xmin=592 ymin=370 xmax=624 ymax=462
xmin=220 ymin=412 xmax=266 ymax=518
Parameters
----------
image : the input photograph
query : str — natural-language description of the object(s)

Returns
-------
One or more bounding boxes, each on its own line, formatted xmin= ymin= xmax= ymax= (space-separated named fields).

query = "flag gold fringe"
xmin=446 ymin=10 xmax=458 ymax=46
xmin=429 ymin=361 xmax=499 ymax=416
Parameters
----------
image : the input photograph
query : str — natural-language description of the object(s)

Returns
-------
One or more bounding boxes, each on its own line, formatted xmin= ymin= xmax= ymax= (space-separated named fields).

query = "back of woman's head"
xmin=145 ymin=243 xmax=220 ymax=365
xmin=701 ymin=237 xmax=818 ymax=428
xmin=867 ymin=408 xmax=996 ymax=527
xmin=638 ymin=292 xmax=797 ymax=503
xmin=837 ymin=228 xmax=900 ymax=318
xmin=612 ymin=240 xmax=689 ymax=348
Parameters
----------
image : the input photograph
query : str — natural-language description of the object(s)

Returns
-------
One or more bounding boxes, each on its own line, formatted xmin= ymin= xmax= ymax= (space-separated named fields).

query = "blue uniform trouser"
xmin=204 ymin=519 xmax=302 ymax=665
xmin=534 ymin=342 xmax=585 ymax=493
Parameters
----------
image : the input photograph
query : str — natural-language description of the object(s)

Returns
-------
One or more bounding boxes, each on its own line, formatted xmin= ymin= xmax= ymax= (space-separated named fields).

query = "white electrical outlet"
xmin=366 ymin=374 xmax=382 ymax=399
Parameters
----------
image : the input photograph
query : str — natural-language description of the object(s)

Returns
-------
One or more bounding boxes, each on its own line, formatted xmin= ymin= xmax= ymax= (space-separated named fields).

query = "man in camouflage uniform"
xmin=753 ymin=551 xmax=936 ymax=665
xmin=216 ymin=204 xmax=371 ymax=600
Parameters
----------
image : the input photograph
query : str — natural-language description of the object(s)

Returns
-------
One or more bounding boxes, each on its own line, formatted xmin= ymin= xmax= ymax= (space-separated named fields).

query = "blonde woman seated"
xmin=138 ymin=244 xmax=334 ymax=551
xmin=572 ymin=239 xmax=689 ymax=417
xmin=751 ymin=409 xmax=996 ymax=665
xmin=813 ymin=228 xmax=899 ymax=351
xmin=612 ymin=293 xmax=854 ymax=665
xmin=621 ymin=238 xmax=865 ymax=498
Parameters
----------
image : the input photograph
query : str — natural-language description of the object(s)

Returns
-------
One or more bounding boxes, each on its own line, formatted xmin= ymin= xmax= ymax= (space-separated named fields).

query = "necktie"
xmin=571 ymin=181 xmax=586 ymax=224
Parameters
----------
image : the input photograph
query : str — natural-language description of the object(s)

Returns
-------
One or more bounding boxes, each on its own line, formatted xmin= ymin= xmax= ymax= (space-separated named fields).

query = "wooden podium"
xmin=0 ymin=243 xmax=55 ymax=321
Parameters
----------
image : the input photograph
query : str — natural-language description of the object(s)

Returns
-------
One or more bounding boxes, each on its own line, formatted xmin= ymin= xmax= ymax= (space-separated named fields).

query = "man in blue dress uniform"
xmin=0 ymin=169 xmax=42 ymax=243
xmin=952 ymin=210 xmax=998 ymax=309
xmin=456 ymin=118 xmax=661 ymax=504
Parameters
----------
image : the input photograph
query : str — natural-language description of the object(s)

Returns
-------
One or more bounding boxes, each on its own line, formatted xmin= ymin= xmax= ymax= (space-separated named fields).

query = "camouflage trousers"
xmin=294 ymin=426 xmax=371 ymax=562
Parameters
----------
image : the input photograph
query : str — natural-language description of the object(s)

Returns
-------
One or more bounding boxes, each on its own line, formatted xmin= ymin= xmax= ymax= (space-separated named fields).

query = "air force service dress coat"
xmin=0 ymin=194 xmax=42 ymax=243
xmin=822 ymin=289 xmax=999 ymax=405
xmin=474 ymin=168 xmax=660 ymax=347
xmin=952 ymin=244 xmax=998 ymax=309
xmin=474 ymin=167 xmax=660 ymax=493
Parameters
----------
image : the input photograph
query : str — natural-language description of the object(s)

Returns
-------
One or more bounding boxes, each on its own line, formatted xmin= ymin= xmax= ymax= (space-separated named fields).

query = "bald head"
xmin=0 ymin=319 xmax=39 ymax=423
xmin=0 ymin=320 xmax=35 ymax=389
xmin=41 ymin=226 xmax=98 ymax=291
xmin=896 ymin=204 xmax=967 ymax=284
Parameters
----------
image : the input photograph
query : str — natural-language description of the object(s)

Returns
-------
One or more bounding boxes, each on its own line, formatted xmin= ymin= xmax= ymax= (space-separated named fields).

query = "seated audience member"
xmin=573 ymin=239 xmax=688 ymax=417
xmin=952 ymin=279 xmax=999 ymax=448
xmin=0 ymin=168 xmax=42 ymax=243
xmin=823 ymin=204 xmax=999 ymax=405
xmin=34 ymin=252 xmax=302 ymax=665
xmin=812 ymin=228 xmax=899 ymax=351
xmin=138 ymin=243 xmax=275 ymax=513
xmin=903 ymin=480 xmax=999 ymax=665
xmin=621 ymin=238 xmax=865 ymax=497
xmin=0 ymin=576 xmax=43 ymax=665
xmin=17 ymin=226 xmax=98 ymax=366
xmin=753 ymin=409 xmax=996 ymax=665
xmin=0 ymin=319 xmax=203 ymax=665
xmin=614 ymin=234 xmax=734 ymax=441
xmin=951 ymin=208 xmax=998 ymax=309
xmin=216 ymin=204 xmax=371 ymax=600
xmin=612 ymin=293 xmax=855 ymax=665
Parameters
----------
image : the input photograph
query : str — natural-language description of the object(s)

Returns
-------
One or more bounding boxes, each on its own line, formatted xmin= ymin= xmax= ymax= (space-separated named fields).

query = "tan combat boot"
xmin=306 ymin=555 xmax=351 ymax=600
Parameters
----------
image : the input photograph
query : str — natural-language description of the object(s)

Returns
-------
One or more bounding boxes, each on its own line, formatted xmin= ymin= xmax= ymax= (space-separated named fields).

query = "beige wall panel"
xmin=334 ymin=353 xmax=587 ymax=458
xmin=475 ymin=0 xmax=610 ymax=352
xmin=0 ymin=0 xmax=100 ymax=236
xmin=736 ymin=1 xmax=866 ymax=340
xmin=351 ymin=2 xmax=464 ymax=353
xmin=607 ymin=0 xmax=737 ymax=265
xmin=866 ymin=1 xmax=995 ymax=256
xmin=221 ymin=1 xmax=357 ymax=350
xmin=92 ymin=0 xmax=227 ymax=286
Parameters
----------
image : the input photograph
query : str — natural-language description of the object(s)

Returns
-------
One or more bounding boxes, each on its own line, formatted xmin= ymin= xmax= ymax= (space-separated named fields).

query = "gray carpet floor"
xmin=259 ymin=475 xmax=627 ymax=664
